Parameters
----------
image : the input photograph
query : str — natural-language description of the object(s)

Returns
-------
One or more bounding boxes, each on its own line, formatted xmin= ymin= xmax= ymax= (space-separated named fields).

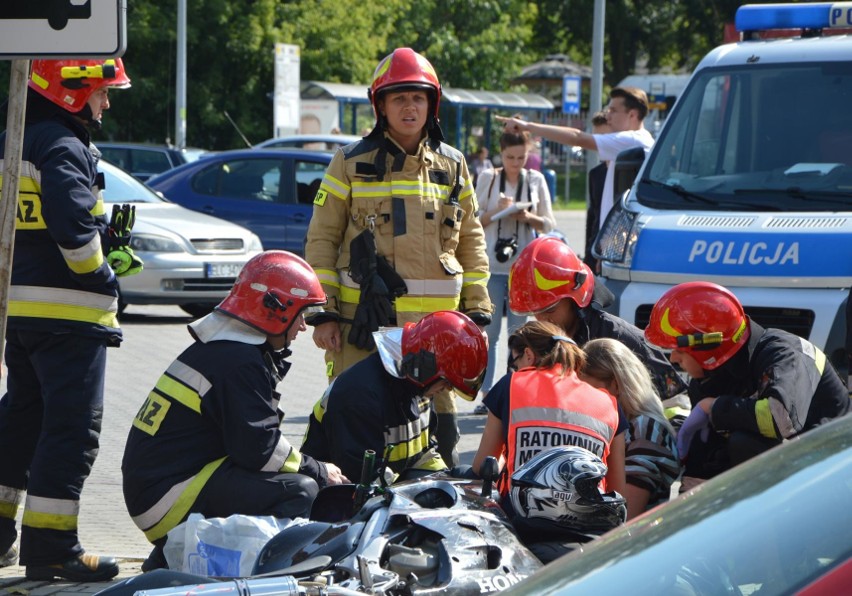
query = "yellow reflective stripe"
xmin=154 ymin=374 xmax=202 ymax=414
xmin=351 ymin=180 xmax=448 ymax=201
xmin=9 ymin=300 xmax=118 ymax=328
xmin=90 ymin=193 xmax=106 ymax=217
xmin=314 ymin=268 xmax=340 ymax=286
xmin=339 ymin=285 xmax=361 ymax=305
xmin=312 ymin=399 xmax=326 ymax=423
xmin=0 ymin=503 xmax=19 ymax=521
xmin=385 ymin=434 xmax=430 ymax=463
xmin=396 ymin=295 xmax=459 ymax=313
xmin=60 ymin=235 xmax=104 ymax=275
xmin=143 ymin=457 xmax=227 ymax=542
xmin=22 ymin=495 xmax=79 ymax=532
xmin=462 ymin=271 xmax=489 ymax=287
xmin=814 ymin=347 xmax=826 ymax=374
xmin=415 ymin=451 xmax=447 ymax=471
xmin=754 ymin=400 xmax=778 ymax=439
xmin=664 ymin=406 xmax=691 ymax=420
xmin=320 ymin=174 xmax=349 ymax=200
xmin=279 ymin=448 xmax=302 ymax=474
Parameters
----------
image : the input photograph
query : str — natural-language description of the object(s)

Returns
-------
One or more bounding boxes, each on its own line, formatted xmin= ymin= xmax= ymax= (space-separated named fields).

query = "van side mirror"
xmin=613 ymin=146 xmax=646 ymax=200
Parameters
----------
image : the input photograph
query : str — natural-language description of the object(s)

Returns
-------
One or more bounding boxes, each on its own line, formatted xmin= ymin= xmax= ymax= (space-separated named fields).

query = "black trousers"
xmin=0 ymin=330 xmax=107 ymax=565
xmin=151 ymin=461 xmax=319 ymax=549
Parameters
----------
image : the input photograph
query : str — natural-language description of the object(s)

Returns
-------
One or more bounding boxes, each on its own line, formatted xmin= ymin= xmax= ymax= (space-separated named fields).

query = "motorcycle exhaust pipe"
xmin=133 ymin=576 xmax=371 ymax=596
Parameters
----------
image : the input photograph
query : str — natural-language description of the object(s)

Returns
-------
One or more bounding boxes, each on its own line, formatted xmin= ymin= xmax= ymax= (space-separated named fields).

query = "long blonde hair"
xmin=582 ymin=337 xmax=674 ymax=434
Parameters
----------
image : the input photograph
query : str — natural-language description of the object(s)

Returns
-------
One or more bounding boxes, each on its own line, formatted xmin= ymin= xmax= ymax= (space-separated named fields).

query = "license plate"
xmin=206 ymin=263 xmax=243 ymax=278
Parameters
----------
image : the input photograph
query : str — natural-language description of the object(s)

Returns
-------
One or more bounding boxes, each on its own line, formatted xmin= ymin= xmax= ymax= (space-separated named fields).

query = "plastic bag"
xmin=163 ymin=513 xmax=294 ymax=577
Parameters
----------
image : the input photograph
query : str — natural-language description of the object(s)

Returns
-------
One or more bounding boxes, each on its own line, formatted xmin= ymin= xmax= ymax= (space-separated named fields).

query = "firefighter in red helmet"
xmin=305 ymin=48 xmax=492 ymax=468
xmin=0 ymin=59 xmax=137 ymax=581
xmin=645 ymin=281 xmax=850 ymax=490
xmin=122 ymin=251 xmax=348 ymax=572
xmin=302 ymin=311 xmax=488 ymax=483
xmin=507 ymin=236 xmax=686 ymax=403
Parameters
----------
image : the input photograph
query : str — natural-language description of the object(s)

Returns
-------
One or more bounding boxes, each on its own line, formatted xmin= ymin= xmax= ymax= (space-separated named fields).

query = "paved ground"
xmin=0 ymin=211 xmax=587 ymax=594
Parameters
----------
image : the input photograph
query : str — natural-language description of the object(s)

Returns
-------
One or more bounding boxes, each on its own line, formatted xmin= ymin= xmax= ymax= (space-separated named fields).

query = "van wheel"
xmin=180 ymin=304 xmax=215 ymax=319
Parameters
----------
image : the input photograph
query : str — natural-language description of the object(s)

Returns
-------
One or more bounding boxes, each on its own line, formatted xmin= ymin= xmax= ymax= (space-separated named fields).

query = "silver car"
xmin=100 ymin=160 xmax=263 ymax=318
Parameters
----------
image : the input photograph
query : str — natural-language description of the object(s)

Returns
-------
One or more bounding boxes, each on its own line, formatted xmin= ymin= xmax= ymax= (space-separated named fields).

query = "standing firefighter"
xmin=305 ymin=48 xmax=492 ymax=466
xmin=0 ymin=59 xmax=137 ymax=581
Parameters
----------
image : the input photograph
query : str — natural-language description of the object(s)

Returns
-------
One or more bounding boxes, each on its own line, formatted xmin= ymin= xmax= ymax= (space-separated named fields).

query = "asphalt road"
xmin=0 ymin=209 xmax=587 ymax=560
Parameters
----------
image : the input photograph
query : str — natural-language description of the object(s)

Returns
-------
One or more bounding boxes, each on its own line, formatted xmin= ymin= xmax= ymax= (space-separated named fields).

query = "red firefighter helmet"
xmin=508 ymin=236 xmax=595 ymax=315
xmin=29 ymin=58 xmax=131 ymax=113
xmin=644 ymin=281 xmax=749 ymax=370
xmin=399 ymin=311 xmax=488 ymax=399
xmin=217 ymin=251 xmax=326 ymax=337
xmin=369 ymin=48 xmax=441 ymax=120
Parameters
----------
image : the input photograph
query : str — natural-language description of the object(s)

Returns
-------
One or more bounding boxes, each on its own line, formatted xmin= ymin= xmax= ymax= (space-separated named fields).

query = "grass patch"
xmin=547 ymin=168 xmax=588 ymax=210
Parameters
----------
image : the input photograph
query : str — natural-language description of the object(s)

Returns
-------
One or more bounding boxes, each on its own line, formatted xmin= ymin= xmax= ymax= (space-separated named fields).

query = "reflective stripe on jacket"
xmin=122 ymin=339 xmax=327 ymax=542
xmin=0 ymin=119 xmax=120 ymax=340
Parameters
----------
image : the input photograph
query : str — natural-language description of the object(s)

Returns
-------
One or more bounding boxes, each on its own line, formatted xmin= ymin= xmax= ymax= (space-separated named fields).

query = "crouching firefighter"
xmin=305 ymin=48 xmax=493 ymax=468
xmin=302 ymin=311 xmax=489 ymax=483
xmin=121 ymin=251 xmax=348 ymax=572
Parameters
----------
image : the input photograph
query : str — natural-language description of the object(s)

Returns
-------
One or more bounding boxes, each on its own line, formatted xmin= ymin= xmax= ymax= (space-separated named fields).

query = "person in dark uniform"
xmin=645 ymin=281 xmax=850 ymax=490
xmin=0 ymin=58 xmax=135 ymax=582
xmin=122 ymin=251 xmax=347 ymax=571
xmin=508 ymin=236 xmax=687 ymax=403
xmin=302 ymin=311 xmax=488 ymax=483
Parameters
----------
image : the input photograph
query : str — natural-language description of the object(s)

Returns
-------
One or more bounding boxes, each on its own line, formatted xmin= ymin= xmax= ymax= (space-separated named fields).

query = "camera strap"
xmin=497 ymin=167 xmax=530 ymax=240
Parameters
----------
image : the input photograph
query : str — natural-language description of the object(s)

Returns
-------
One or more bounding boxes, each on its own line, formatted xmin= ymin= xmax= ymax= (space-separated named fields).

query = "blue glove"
xmin=676 ymin=407 xmax=711 ymax=462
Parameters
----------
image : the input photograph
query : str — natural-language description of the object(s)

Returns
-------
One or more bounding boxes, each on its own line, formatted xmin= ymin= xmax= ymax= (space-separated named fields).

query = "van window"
xmin=639 ymin=62 xmax=852 ymax=212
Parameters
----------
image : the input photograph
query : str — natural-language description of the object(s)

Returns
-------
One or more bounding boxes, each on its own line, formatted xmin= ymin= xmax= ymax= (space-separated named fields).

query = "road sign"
xmin=562 ymin=75 xmax=581 ymax=115
xmin=0 ymin=0 xmax=126 ymax=58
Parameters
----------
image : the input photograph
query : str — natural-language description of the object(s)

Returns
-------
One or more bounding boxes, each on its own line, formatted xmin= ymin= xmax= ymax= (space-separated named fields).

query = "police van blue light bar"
xmin=736 ymin=2 xmax=852 ymax=32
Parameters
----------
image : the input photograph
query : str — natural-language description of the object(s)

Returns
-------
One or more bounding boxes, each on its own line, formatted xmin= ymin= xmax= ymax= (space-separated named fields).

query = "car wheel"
xmin=180 ymin=304 xmax=216 ymax=319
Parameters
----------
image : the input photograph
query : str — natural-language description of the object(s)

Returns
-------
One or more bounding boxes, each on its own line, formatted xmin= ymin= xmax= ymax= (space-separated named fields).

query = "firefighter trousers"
xmin=0 ymin=330 xmax=107 ymax=566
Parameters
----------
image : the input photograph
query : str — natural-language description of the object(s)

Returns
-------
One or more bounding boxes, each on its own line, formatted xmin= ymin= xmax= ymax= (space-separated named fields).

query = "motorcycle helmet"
xmin=508 ymin=236 xmax=595 ymax=315
xmin=368 ymin=48 xmax=443 ymax=139
xmin=644 ymin=281 xmax=749 ymax=370
xmin=399 ymin=311 xmax=487 ymax=399
xmin=29 ymin=58 xmax=131 ymax=114
xmin=217 ymin=250 xmax=326 ymax=336
xmin=510 ymin=446 xmax=626 ymax=534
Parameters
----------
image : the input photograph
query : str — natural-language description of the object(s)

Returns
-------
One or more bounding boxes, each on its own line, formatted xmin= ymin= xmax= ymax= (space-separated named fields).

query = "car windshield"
xmin=639 ymin=61 xmax=852 ymax=212
xmin=100 ymin=160 xmax=165 ymax=204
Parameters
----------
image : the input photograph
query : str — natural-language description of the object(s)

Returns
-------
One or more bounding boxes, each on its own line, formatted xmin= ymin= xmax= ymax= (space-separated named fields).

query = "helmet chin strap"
xmin=76 ymin=103 xmax=102 ymax=130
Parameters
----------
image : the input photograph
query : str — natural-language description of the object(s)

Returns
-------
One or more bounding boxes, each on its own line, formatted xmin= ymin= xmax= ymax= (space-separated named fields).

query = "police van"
xmin=593 ymin=2 xmax=852 ymax=374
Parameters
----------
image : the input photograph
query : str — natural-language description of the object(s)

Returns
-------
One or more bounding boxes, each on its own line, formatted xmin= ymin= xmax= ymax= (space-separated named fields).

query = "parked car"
xmin=99 ymin=159 xmax=263 ymax=318
xmin=253 ymin=133 xmax=361 ymax=151
xmin=505 ymin=413 xmax=852 ymax=595
xmin=147 ymin=148 xmax=333 ymax=255
xmin=98 ymin=142 xmax=208 ymax=182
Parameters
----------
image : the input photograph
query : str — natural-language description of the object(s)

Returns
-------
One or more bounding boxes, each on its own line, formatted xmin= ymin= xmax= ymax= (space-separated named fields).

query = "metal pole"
xmin=0 ymin=59 xmax=31 ymax=376
xmin=175 ymin=0 xmax=187 ymax=149
xmin=588 ymin=0 xmax=606 ymax=176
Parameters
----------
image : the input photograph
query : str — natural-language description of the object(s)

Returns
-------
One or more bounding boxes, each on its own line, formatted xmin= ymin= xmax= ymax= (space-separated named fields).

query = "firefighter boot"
xmin=26 ymin=553 xmax=119 ymax=582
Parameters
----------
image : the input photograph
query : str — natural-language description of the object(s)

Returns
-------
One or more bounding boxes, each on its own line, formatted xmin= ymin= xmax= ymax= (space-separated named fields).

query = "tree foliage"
xmin=0 ymin=0 xmax=784 ymax=150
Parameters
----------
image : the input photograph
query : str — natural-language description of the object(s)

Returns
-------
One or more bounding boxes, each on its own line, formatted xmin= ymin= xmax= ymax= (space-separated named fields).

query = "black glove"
xmin=107 ymin=204 xmax=143 ymax=277
xmin=347 ymin=229 xmax=399 ymax=351
xmin=467 ymin=312 xmax=492 ymax=327
xmin=348 ymin=272 xmax=394 ymax=350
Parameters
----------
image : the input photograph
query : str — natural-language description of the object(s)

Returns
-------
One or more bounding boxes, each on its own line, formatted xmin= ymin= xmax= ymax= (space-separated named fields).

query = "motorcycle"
xmin=97 ymin=454 xmax=543 ymax=595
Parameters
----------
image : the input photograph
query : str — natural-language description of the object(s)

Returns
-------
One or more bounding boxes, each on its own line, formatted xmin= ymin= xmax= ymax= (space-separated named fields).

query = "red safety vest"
xmin=505 ymin=366 xmax=619 ymax=495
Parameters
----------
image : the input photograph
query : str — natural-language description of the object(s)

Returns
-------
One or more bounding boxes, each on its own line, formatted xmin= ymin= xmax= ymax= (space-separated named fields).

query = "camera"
xmin=494 ymin=237 xmax=518 ymax=263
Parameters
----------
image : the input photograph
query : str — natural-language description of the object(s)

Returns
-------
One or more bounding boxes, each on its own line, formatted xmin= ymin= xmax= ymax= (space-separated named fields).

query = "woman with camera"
xmin=474 ymin=129 xmax=556 ymax=413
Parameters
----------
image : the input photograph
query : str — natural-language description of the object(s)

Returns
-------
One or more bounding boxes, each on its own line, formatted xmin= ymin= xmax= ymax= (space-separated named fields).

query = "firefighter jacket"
xmin=305 ymin=132 xmax=491 ymax=326
xmin=301 ymin=352 xmax=446 ymax=482
xmin=689 ymin=321 xmax=851 ymax=440
xmin=0 ymin=107 xmax=120 ymax=341
xmin=122 ymin=339 xmax=328 ymax=542
xmin=505 ymin=365 xmax=619 ymax=494
xmin=577 ymin=306 xmax=687 ymax=399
